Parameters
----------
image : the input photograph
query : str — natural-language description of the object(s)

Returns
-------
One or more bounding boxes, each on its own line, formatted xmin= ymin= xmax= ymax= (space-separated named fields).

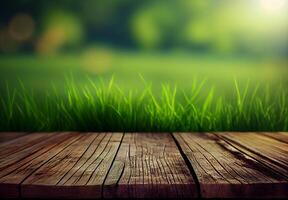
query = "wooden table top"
xmin=0 ymin=132 xmax=287 ymax=199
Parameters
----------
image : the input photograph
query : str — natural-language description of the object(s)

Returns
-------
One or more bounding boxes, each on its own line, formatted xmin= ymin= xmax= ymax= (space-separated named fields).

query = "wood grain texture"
xmin=173 ymin=132 xmax=288 ymax=198
xmin=262 ymin=132 xmax=288 ymax=144
xmin=0 ymin=132 xmax=288 ymax=199
xmin=21 ymin=132 xmax=123 ymax=199
xmin=0 ymin=132 xmax=27 ymax=143
xmin=0 ymin=132 xmax=80 ymax=198
xmin=218 ymin=132 xmax=288 ymax=178
xmin=0 ymin=132 xmax=56 ymax=160
xmin=103 ymin=133 xmax=196 ymax=199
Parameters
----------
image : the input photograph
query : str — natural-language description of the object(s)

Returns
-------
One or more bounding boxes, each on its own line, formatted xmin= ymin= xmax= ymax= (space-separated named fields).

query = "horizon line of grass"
xmin=0 ymin=77 xmax=287 ymax=132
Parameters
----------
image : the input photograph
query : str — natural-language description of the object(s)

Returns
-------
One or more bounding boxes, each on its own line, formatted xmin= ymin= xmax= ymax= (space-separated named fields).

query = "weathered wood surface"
xmin=103 ymin=133 xmax=196 ymax=198
xmin=0 ymin=132 xmax=27 ymax=143
xmin=0 ymin=132 xmax=287 ymax=199
xmin=261 ymin=132 xmax=288 ymax=144
xmin=0 ymin=132 xmax=56 ymax=160
xmin=173 ymin=132 xmax=288 ymax=198
xmin=0 ymin=132 xmax=79 ymax=198
xmin=22 ymin=132 xmax=123 ymax=199
xmin=217 ymin=132 xmax=288 ymax=179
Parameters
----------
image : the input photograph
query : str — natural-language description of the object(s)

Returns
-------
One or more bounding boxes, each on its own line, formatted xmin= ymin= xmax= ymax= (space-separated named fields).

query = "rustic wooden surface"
xmin=217 ymin=132 xmax=288 ymax=179
xmin=103 ymin=133 xmax=196 ymax=198
xmin=0 ymin=132 xmax=27 ymax=143
xmin=22 ymin=132 xmax=123 ymax=199
xmin=0 ymin=132 xmax=287 ymax=199
xmin=173 ymin=132 xmax=288 ymax=198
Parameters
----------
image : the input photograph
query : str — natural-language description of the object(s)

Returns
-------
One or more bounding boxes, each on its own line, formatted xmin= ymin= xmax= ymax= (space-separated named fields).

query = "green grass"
xmin=0 ymin=51 xmax=287 ymax=131
xmin=0 ymin=76 xmax=287 ymax=132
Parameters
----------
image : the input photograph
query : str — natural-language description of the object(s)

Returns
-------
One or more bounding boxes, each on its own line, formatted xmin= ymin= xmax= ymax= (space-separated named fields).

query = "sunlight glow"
xmin=260 ymin=0 xmax=287 ymax=13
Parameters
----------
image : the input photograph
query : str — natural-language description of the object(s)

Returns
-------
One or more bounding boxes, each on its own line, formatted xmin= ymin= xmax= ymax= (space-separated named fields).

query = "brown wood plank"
xmin=103 ymin=133 xmax=197 ymax=199
xmin=21 ymin=132 xmax=123 ymax=199
xmin=0 ymin=132 xmax=81 ymax=198
xmin=218 ymin=132 xmax=288 ymax=178
xmin=0 ymin=132 xmax=28 ymax=143
xmin=173 ymin=132 xmax=288 ymax=198
xmin=0 ymin=132 xmax=63 ymax=171
xmin=0 ymin=132 xmax=56 ymax=159
xmin=262 ymin=132 xmax=288 ymax=144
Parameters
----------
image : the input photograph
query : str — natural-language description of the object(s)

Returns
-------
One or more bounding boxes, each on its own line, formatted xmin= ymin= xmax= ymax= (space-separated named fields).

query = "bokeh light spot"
xmin=82 ymin=47 xmax=113 ymax=74
xmin=36 ymin=27 xmax=66 ymax=55
xmin=9 ymin=14 xmax=35 ymax=41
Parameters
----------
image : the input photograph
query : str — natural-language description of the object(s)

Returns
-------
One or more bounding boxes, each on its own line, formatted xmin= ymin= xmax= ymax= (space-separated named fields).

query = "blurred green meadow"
xmin=0 ymin=50 xmax=287 ymax=97
xmin=0 ymin=0 xmax=287 ymax=131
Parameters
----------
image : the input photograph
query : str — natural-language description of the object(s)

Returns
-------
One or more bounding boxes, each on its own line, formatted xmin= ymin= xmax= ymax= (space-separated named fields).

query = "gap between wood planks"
xmin=172 ymin=132 xmax=288 ymax=198
xmin=214 ymin=133 xmax=288 ymax=179
xmin=13 ymin=132 xmax=201 ymax=198
xmin=102 ymin=133 xmax=196 ymax=198
xmin=0 ymin=132 xmax=287 ymax=198
xmin=100 ymin=133 xmax=124 ymax=198
xmin=170 ymin=132 xmax=202 ymax=198
xmin=18 ymin=132 xmax=88 ymax=198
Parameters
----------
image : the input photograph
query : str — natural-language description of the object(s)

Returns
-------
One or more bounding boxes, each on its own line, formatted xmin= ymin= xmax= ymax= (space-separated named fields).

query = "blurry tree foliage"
xmin=0 ymin=0 xmax=287 ymax=55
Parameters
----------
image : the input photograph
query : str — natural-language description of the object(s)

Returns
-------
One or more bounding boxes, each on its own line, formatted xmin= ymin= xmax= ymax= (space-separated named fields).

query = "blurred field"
xmin=0 ymin=50 xmax=287 ymax=131
xmin=0 ymin=50 xmax=287 ymax=95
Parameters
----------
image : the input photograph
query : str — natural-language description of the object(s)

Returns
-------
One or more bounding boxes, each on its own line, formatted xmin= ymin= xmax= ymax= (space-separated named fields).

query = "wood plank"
xmin=0 ymin=132 xmax=56 ymax=159
xmin=0 ymin=132 xmax=28 ymax=143
xmin=0 ymin=132 xmax=81 ymax=198
xmin=173 ymin=132 xmax=288 ymax=198
xmin=218 ymin=132 xmax=288 ymax=178
xmin=261 ymin=132 xmax=288 ymax=144
xmin=103 ymin=133 xmax=197 ymax=199
xmin=0 ymin=132 xmax=61 ymax=171
xmin=21 ymin=132 xmax=123 ymax=199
